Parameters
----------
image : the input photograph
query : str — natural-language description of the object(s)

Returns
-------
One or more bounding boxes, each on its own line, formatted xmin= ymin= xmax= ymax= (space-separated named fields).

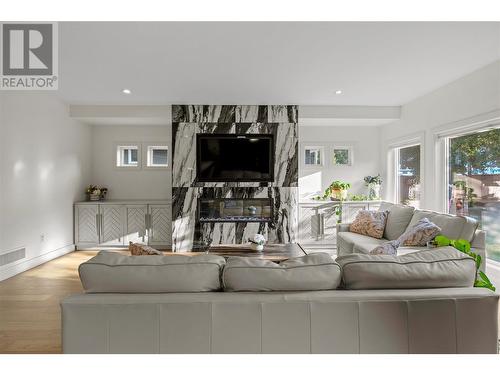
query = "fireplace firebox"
xmin=197 ymin=198 xmax=273 ymax=223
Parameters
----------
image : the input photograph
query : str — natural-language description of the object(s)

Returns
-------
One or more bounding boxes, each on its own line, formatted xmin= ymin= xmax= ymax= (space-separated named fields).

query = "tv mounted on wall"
xmin=196 ymin=134 xmax=275 ymax=182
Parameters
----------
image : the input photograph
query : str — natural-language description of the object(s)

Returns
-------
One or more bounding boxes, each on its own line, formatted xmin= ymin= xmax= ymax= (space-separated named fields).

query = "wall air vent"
xmin=0 ymin=248 xmax=26 ymax=267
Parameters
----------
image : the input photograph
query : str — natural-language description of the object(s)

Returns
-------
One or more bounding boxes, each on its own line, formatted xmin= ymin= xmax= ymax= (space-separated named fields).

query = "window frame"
xmin=386 ymin=132 xmax=425 ymax=205
xmin=436 ymin=120 xmax=500 ymax=213
xmin=115 ymin=143 xmax=142 ymax=169
xmin=395 ymin=143 xmax=421 ymax=207
xmin=434 ymin=112 xmax=500 ymax=212
xmin=302 ymin=145 xmax=325 ymax=168
xmin=331 ymin=145 xmax=353 ymax=167
xmin=143 ymin=142 xmax=170 ymax=170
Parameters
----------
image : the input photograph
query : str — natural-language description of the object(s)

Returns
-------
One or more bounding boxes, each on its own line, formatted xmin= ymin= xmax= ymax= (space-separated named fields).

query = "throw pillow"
xmin=129 ymin=242 xmax=163 ymax=256
xmin=401 ymin=217 xmax=441 ymax=246
xmin=370 ymin=217 xmax=441 ymax=255
xmin=349 ymin=210 xmax=388 ymax=239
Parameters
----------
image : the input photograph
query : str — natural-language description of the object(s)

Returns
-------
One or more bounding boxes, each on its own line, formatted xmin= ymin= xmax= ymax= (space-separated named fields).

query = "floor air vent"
xmin=0 ymin=248 xmax=26 ymax=266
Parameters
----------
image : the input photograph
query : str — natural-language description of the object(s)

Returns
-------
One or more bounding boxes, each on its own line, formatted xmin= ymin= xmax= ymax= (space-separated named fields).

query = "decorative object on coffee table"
xmin=85 ymin=185 xmax=108 ymax=201
xmin=249 ymin=233 xmax=266 ymax=251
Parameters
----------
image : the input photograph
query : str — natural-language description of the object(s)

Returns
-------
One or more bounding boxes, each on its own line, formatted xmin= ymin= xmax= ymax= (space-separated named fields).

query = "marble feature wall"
xmin=172 ymin=105 xmax=299 ymax=252
xmin=172 ymin=105 xmax=298 ymax=251
xmin=172 ymin=187 xmax=298 ymax=251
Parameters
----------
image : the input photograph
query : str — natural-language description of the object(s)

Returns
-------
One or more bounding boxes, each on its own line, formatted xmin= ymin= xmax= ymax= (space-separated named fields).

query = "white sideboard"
xmin=74 ymin=200 xmax=171 ymax=250
xmin=298 ymin=200 xmax=383 ymax=249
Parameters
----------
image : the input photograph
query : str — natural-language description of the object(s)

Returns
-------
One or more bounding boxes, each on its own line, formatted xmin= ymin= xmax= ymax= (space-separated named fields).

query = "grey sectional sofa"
xmin=337 ymin=202 xmax=486 ymax=269
xmin=61 ymin=250 xmax=499 ymax=354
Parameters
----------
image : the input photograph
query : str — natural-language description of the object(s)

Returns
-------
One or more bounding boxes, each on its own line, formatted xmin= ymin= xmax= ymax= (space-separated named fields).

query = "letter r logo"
xmin=2 ymin=24 xmax=53 ymax=75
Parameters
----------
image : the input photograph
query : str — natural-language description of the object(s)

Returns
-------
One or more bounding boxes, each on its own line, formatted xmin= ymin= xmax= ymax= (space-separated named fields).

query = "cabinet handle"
xmin=96 ymin=213 xmax=100 ymax=239
xmin=149 ymin=214 xmax=153 ymax=239
xmin=100 ymin=214 xmax=104 ymax=238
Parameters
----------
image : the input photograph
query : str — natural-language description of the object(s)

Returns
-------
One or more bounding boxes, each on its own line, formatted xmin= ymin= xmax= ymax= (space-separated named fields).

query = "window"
xmin=116 ymin=145 xmax=139 ymax=167
xmin=396 ymin=144 xmax=421 ymax=208
xmin=147 ymin=145 xmax=168 ymax=167
xmin=304 ymin=146 xmax=323 ymax=166
xmin=445 ymin=127 xmax=500 ymax=261
xmin=332 ymin=146 xmax=352 ymax=166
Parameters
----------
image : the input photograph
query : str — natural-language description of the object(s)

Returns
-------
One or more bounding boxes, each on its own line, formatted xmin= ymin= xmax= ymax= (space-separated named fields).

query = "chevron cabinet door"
xmin=100 ymin=205 xmax=125 ymax=246
xmin=125 ymin=205 xmax=148 ymax=245
xmin=148 ymin=204 xmax=171 ymax=248
xmin=75 ymin=204 xmax=99 ymax=247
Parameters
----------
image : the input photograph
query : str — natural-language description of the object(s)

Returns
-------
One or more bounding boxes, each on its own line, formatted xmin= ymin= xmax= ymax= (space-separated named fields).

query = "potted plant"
xmin=430 ymin=235 xmax=495 ymax=291
xmin=364 ymin=174 xmax=382 ymax=200
xmin=326 ymin=180 xmax=351 ymax=201
xmin=85 ymin=185 xmax=108 ymax=201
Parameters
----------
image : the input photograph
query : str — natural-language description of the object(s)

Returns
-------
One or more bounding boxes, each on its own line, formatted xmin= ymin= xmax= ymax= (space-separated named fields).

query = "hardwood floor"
xmin=0 ymin=251 xmax=96 ymax=353
xmin=0 ymin=249 xmax=498 ymax=353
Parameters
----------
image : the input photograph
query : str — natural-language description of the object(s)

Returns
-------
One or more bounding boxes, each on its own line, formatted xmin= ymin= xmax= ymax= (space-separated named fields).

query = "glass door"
xmin=446 ymin=127 xmax=500 ymax=261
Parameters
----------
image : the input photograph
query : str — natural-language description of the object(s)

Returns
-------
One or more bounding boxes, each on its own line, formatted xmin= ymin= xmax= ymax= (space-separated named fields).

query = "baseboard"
xmin=0 ymin=244 xmax=75 ymax=282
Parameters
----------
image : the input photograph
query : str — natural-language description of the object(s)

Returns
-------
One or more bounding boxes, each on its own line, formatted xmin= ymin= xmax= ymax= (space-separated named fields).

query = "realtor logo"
xmin=0 ymin=22 xmax=58 ymax=90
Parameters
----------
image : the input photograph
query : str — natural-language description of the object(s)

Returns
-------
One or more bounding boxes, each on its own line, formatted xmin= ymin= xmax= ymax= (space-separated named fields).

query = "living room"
xmin=1 ymin=1 xmax=500 ymax=372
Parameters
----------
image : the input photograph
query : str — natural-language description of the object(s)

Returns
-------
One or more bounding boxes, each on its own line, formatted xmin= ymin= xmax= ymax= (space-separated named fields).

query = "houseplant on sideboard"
xmin=325 ymin=180 xmax=351 ymax=201
xmin=364 ymin=174 xmax=382 ymax=200
xmin=85 ymin=185 xmax=108 ymax=201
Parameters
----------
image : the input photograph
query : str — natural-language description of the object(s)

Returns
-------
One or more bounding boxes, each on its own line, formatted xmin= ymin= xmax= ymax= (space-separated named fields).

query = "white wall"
xmin=0 ymin=92 xmax=92 ymax=280
xmin=90 ymin=125 xmax=171 ymax=200
xmin=298 ymin=125 xmax=381 ymax=199
xmin=380 ymin=60 xmax=500 ymax=211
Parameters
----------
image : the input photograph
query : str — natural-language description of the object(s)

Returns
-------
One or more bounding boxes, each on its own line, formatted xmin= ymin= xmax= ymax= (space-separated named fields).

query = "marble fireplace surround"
xmin=171 ymin=105 xmax=298 ymax=252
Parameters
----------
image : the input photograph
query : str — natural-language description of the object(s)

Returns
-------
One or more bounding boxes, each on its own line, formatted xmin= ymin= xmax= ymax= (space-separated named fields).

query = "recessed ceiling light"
xmin=122 ymin=89 xmax=132 ymax=94
xmin=335 ymin=90 xmax=343 ymax=95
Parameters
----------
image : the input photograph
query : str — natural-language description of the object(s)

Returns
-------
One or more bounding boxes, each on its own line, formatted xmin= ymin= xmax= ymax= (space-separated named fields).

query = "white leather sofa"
xmin=61 ymin=250 xmax=499 ymax=354
xmin=337 ymin=202 xmax=486 ymax=270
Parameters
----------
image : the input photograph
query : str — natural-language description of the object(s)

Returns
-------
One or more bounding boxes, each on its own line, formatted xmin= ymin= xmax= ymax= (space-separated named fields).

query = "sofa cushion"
xmin=379 ymin=202 xmax=415 ymax=240
xmin=222 ymin=253 xmax=342 ymax=292
xmin=461 ymin=216 xmax=480 ymax=242
xmin=79 ymin=251 xmax=226 ymax=293
xmin=336 ymin=247 xmax=476 ymax=290
xmin=349 ymin=210 xmax=388 ymax=239
xmin=408 ymin=210 xmax=478 ymax=242
xmin=337 ymin=231 xmax=387 ymax=255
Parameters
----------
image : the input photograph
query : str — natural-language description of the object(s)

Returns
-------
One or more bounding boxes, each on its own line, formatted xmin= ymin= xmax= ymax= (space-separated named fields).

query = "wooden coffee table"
xmin=164 ymin=243 xmax=306 ymax=262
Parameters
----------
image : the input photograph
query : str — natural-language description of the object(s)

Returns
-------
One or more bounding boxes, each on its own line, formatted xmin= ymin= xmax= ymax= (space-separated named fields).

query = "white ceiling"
xmin=58 ymin=22 xmax=500 ymax=106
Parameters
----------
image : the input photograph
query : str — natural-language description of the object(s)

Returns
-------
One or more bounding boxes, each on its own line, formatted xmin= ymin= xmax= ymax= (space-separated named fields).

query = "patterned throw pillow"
xmin=401 ymin=218 xmax=441 ymax=246
xmin=129 ymin=242 xmax=163 ymax=256
xmin=349 ymin=210 xmax=388 ymax=239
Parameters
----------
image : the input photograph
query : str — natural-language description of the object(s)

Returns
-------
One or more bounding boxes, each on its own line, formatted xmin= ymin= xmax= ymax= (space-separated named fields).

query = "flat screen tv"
xmin=196 ymin=134 xmax=274 ymax=182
